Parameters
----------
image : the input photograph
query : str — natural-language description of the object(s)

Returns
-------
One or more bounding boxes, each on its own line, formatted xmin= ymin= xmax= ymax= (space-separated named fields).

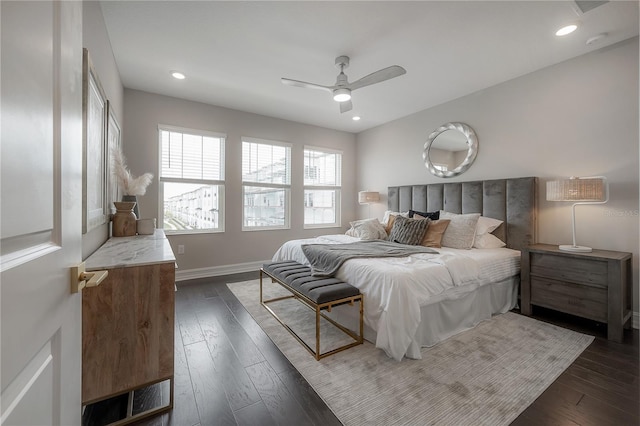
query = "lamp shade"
xmin=546 ymin=177 xmax=606 ymax=202
xmin=358 ymin=191 xmax=380 ymax=204
xmin=545 ymin=176 xmax=608 ymax=253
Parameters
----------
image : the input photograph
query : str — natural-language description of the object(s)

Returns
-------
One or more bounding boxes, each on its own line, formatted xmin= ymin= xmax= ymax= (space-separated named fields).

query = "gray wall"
xmin=356 ymin=38 xmax=639 ymax=315
xmin=123 ymin=89 xmax=357 ymax=275
xmin=79 ymin=5 xmax=639 ymax=318
xmin=81 ymin=1 xmax=124 ymax=259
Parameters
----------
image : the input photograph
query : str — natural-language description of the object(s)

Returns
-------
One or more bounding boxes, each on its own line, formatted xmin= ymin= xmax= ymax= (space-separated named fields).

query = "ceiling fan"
xmin=281 ymin=56 xmax=406 ymax=114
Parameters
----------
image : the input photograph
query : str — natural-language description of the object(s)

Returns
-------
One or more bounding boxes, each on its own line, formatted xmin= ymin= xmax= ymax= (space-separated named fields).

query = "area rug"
xmin=227 ymin=279 xmax=594 ymax=426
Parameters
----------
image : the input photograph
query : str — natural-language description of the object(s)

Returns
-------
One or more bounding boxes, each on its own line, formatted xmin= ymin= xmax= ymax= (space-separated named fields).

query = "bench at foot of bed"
xmin=260 ymin=261 xmax=364 ymax=360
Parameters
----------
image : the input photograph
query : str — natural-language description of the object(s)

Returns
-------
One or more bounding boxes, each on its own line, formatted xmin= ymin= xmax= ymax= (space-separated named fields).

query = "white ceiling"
xmin=100 ymin=1 xmax=639 ymax=133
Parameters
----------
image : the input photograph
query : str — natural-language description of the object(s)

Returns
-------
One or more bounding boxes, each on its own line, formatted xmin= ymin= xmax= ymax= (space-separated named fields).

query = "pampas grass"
xmin=111 ymin=147 xmax=153 ymax=196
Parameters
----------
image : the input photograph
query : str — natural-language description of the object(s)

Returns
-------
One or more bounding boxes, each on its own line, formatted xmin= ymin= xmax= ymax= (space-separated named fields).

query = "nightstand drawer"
xmin=522 ymin=244 xmax=632 ymax=343
xmin=530 ymin=276 xmax=607 ymax=322
xmin=530 ymin=252 xmax=608 ymax=287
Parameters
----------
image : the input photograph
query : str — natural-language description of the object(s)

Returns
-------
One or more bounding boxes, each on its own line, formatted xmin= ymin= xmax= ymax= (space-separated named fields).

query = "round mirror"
xmin=423 ymin=122 xmax=478 ymax=178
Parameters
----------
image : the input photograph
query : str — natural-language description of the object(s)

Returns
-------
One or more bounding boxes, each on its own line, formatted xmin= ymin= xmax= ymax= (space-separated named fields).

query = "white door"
xmin=1 ymin=1 xmax=83 ymax=425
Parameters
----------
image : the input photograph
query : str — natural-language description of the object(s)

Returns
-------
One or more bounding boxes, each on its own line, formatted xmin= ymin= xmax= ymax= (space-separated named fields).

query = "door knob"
xmin=70 ymin=262 xmax=108 ymax=293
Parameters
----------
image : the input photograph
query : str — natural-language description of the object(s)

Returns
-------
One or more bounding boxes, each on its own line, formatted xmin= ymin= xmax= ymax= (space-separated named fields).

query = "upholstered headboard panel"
xmin=388 ymin=177 xmax=538 ymax=251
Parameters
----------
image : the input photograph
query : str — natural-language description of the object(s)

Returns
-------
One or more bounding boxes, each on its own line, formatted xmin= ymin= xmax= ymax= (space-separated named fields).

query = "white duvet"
xmin=272 ymin=234 xmax=520 ymax=361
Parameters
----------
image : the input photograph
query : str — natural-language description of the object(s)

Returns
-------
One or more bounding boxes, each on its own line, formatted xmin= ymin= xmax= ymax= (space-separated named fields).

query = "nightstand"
xmin=521 ymin=243 xmax=632 ymax=342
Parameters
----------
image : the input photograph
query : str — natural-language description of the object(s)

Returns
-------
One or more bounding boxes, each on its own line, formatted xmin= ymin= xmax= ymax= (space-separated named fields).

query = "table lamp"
xmin=546 ymin=176 xmax=608 ymax=252
xmin=358 ymin=191 xmax=380 ymax=218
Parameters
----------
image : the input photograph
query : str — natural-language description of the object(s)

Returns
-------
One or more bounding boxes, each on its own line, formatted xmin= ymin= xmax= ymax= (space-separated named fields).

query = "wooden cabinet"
xmin=521 ymin=244 xmax=632 ymax=342
xmin=83 ymin=230 xmax=176 ymax=423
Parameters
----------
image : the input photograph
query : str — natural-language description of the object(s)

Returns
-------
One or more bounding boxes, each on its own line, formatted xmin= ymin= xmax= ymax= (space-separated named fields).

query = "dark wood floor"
xmin=85 ymin=273 xmax=639 ymax=426
xmin=512 ymin=306 xmax=639 ymax=426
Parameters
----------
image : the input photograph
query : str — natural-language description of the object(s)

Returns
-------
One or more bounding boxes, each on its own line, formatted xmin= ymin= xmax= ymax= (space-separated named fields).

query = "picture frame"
xmin=82 ymin=48 xmax=109 ymax=233
xmin=106 ymin=100 xmax=121 ymax=214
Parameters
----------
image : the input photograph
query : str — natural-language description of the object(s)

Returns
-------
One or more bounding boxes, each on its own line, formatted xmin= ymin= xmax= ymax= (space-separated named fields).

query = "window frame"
xmin=157 ymin=124 xmax=226 ymax=235
xmin=241 ymin=136 xmax=292 ymax=232
xmin=303 ymin=145 xmax=342 ymax=229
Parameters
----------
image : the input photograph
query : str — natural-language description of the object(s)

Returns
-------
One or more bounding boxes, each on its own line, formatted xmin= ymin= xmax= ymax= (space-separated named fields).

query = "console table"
xmin=83 ymin=229 xmax=176 ymax=424
xmin=521 ymin=243 xmax=632 ymax=342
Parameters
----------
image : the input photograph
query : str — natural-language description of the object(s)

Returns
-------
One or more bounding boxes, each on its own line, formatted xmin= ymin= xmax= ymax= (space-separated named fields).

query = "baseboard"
xmin=175 ymin=260 xmax=268 ymax=282
xmin=634 ymin=311 xmax=639 ymax=329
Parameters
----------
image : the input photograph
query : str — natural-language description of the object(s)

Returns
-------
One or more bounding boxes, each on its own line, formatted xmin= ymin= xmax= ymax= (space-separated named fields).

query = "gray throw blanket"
xmin=301 ymin=240 xmax=439 ymax=277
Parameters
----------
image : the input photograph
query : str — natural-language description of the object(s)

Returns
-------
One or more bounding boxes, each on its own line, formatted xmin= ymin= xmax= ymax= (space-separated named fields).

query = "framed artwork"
xmin=82 ymin=48 xmax=109 ymax=233
xmin=106 ymin=100 xmax=121 ymax=214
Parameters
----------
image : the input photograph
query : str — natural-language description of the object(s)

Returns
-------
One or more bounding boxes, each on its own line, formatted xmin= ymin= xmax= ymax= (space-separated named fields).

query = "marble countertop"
xmin=85 ymin=229 xmax=176 ymax=270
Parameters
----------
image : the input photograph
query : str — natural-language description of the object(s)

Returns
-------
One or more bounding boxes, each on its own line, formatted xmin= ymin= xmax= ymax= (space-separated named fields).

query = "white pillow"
xmin=474 ymin=232 xmax=506 ymax=249
xmin=476 ymin=216 xmax=503 ymax=235
xmin=345 ymin=227 xmax=357 ymax=237
xmin=473 ymin=216 xmax=505 ymax=249
xmin=438 ymin=211 xmax=481 ymax=249
xmin=381 ymin=210 xmax=409 ymax=227
xmin=346 ymin=218 xmax=387 ymax=240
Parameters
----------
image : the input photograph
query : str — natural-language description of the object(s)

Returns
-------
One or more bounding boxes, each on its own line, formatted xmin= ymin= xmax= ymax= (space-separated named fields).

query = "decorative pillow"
xmin=388 ymin=215 xmax=431 ymax=245
xmin=347 ymin=218 xmax=387 ymax=240
xmin=476 ymin=216 xmax=503 ymax=236
xmin=345 ymin=227 xmax=357 ymax=237
xmin=384 ymin=214 xmax=398 ymax=235
xmin=438 ymin=211 xmax=481 ymax=249
xmin=415 ymin=216 xmax=450 ymax=248
xmin=473 ymin=216 xmax=505 ymax=249
xmin=409 ymin=209 xmax=440 ymax=220
xmin=474 ymin=232 xmax=506 ymax=249
xmin=382 ymin=210 xmax=402 ymax=225
xmin=382 ymin=210 xmax=409 ymax=234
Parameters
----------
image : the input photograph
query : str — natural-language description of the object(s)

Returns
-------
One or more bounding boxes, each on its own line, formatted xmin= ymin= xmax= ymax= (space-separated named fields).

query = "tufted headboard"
xmin=388 ymin=177 xmax=538 ymax=251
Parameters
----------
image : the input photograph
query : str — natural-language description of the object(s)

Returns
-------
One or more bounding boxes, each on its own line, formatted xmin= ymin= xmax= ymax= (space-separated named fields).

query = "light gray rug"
xmin=228 ymin=279 xmax=594 ymax=426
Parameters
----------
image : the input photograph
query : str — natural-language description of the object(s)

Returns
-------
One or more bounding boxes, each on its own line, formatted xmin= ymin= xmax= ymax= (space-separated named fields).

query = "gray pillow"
xmin=388 ymin=215 xmax=431 ymax=245
xmin=439 ymin=211 xmax=481 ymax=249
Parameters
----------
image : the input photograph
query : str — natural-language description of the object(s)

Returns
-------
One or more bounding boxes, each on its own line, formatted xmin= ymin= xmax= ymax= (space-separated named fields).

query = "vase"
xmin=112 ymin=201 xmax=137 ymax=237
xmin=122 ymin=195 xmax=140 ymax=218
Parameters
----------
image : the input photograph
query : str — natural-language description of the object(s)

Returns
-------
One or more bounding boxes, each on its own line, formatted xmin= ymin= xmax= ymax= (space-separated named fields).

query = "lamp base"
xmin=559 ymin=244 xmax=593 ymax=253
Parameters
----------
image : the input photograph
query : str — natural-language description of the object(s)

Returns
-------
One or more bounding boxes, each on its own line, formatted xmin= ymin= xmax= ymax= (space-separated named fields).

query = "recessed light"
xmin=555 ymin=24 xmax=578 ymax=37
xmin=171 ymin=71 xmax=186 ymax=80
xmin=352 ymin=116 xmax=361 ymax=121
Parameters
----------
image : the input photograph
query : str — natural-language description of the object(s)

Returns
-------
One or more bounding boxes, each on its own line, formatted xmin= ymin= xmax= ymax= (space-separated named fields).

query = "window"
xmin=159 ymin=125 xmax=225 ymax=234
xmin=242 ymin=137 xmax=291 ymax=230
xmin=304 ymin=147 xmax=341 ymax=228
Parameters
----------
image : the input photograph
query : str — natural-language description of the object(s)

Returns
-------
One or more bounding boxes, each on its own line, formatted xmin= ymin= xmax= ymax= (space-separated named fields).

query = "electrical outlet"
xmin=177 ymin=245 xmax=185 ymax=255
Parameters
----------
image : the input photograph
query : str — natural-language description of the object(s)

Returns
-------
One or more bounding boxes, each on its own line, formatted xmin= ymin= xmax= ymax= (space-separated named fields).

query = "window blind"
xmin=242 ymin=140 xmax=290 ymax=185
xmin=304 ymin=149 xmax=341 ymax=186
xmin=160 ymin=130 xmax=223 ymax=181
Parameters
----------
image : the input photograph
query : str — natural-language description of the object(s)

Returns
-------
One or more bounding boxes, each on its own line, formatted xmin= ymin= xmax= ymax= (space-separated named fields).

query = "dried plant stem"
xmin=111 ymin=147 xmax=153 ymax=196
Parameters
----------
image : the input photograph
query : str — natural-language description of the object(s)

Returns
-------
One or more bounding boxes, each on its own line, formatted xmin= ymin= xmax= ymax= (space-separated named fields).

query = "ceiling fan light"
xmin=333 ymin=88 xmax=351 ymax=102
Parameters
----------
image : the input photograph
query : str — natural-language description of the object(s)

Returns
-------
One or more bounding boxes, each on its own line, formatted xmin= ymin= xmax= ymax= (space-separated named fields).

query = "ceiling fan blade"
xmin=281 ymin=78 xmax=332 ymax=92
xmin=347 ymin=65 xmax=406 ymax=91
xmin=340 ymin=100 xmax=353 ymax=114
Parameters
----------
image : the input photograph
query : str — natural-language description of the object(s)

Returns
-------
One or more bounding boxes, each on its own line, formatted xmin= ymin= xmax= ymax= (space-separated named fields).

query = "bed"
xmin=272 ymin=177 xmax=538 ymax=360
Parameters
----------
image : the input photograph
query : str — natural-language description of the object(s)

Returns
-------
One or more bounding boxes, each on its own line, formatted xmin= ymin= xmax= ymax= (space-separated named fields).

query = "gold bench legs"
xmin=259 ymin=269 xmax=363 ymax=360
